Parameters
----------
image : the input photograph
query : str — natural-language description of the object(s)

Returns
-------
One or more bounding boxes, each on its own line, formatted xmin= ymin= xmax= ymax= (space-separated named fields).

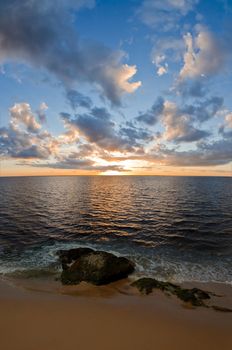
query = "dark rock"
xmin=189 ymin=288 xmax=211 ymax=300
xmin=131 ymin=278 xmax=211 ymax=307
xmin=212 ymin=305 xmax=232 ymax=313
xmin=131 ymin=278 xmax=176 ymax=295
xmin=174 ymin=287 xmax=207 ymax=306
xmin=61 ymin=250 xmax=135 ymax=285
xmin=57 ymin=247 xmax=94 ymax=270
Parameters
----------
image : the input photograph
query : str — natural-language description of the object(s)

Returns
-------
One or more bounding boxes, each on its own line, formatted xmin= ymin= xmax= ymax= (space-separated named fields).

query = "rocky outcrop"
xmin=59 ymin=249 xmax=135 ymax=285
xmin=131 ymin=277 xmax=210 ymax=307
xmin=56 ymin=249 xmax=231 ymax=312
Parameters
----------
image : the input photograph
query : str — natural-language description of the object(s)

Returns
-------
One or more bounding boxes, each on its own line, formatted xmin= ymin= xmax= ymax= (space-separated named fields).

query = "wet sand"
xmin=0 ymin=279 xmax=231 ymax=350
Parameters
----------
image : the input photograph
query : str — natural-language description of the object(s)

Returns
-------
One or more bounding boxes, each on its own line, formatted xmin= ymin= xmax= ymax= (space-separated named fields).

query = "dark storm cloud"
xmin=0 ymin=0 xmax=140 ymax=105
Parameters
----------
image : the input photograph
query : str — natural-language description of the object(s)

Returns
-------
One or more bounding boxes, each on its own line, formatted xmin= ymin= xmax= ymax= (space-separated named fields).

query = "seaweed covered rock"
xmin=174 ymin=287 xmax=210 ymax=306
xmin=131 ymin=277 xmax=176 ymax=295
xmin=57 ymin=247 xmax=94 ymax=270
xmin=61 ymin=250 xmax=135 ymax=285
xmin=131 ymin=277 xmax=211 ymax=307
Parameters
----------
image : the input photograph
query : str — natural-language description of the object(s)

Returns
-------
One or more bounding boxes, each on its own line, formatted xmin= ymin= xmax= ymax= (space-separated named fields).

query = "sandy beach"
xmin=0 ymin=278 xmax=231 ymax=350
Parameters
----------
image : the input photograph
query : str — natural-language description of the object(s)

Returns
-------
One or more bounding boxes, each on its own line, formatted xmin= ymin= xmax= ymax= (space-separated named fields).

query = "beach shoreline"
xmin=0 ymin=277 xmax=231 ymax=350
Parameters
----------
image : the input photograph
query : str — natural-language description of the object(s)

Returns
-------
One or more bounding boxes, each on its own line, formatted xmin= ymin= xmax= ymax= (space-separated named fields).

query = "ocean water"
xmin=0 ymin=176 xmax=231 ymax=284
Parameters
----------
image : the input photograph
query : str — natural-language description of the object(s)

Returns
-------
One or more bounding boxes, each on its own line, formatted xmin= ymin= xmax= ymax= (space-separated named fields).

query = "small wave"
xmin=4 ymin=267 xmax=60 ymax=279
xmin=132 ymin=254 xmax=232 ymax=285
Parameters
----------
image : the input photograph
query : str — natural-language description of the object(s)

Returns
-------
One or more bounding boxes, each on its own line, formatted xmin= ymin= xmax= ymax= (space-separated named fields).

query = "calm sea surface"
xmin=0 ymin=176 xmax=231 ymax=283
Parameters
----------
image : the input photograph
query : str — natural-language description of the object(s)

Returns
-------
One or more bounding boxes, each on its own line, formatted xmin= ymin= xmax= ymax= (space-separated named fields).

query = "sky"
xmin=0 ymin=0 xmax=232 ymax=176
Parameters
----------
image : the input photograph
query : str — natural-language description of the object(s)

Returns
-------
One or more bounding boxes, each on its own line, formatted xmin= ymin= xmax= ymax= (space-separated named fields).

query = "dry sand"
xmin=0 ymin=278 xmax=231 ymax=350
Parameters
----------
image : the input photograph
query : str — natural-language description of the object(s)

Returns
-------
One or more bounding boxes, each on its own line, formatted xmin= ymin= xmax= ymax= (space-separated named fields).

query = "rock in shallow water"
xmin=60 ymin=249 xmax=135 ymax=285
xmin=57 ymin=247 xmax=94 ymax=270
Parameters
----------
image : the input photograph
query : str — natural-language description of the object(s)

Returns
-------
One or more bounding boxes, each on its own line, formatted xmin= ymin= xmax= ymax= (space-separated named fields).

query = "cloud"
xmin=64 ymin=110 xmax=123 ymax=151
xmin=219 ymin=112 xmax=232 ymax=139
xmin=0 ymin=0 xmax=141 ymax=105
xmin=0 ymin=101 xmax=149 ymax=168
xmin=182 ymin=96 xmax=224 ymax=122
xmin=120 ymin=122 xmax=153 ymax=145
xmin=36 ymin=102 xmax=48 ymax=123
xmin=137 ymin=93 xmax=224 ymax=141
xmin=174 ymin=78 xmax=208 ymax=98
xmin=137 ymin=96 xmax=217 ymax=142
xmin=1 ymin=100 xmax=231 ymax=171
xmin=12 ymin=145 xmax=51 ymax=159
xmin=31 ymin=151 xmax=125 ymax=172
xmin=0 ymin=103 xmax=57 ymax=159
xmin=10 ymin=103 xmax=41 ymax=133
xmin=179 ymin=29 xmax=226 ymax=79
xmin=66 ymin=90 xmax=93 ymax=110
xmin=109 ymin=64 xmax=142 ymax=94
xmin=162 ymin=100 xmax=210 ymax=142
xmin=157 ymin=64 xmax=168 ymax=76
xmin=137 ymin=0 xmax=198 ymax=31
xmin=151 ymin=37 xmax=184 ymax=76
xmin=225 ymin=113 xmax=232 ymax=128
xmin=0 ymin=125 xmax=53 ymax=160
xmin=37 ymin=157 xmax=95 ymax=170
xmin=137 ymin=3 xmax=195 ymax=77
xmin=136 ymin=97 xmax=164 ymax=125
xmin=58 ymin=113 xmax=80 ymax=144
xmin=63 ymin=107 xmax=148 ymax=152
xmin=174 ymin=24 xmax=232 ymax=99
xmin=35 ymin=161 xmax=126 ymax=172
xmin=149 ymin=138 xmax=232 ymax=166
